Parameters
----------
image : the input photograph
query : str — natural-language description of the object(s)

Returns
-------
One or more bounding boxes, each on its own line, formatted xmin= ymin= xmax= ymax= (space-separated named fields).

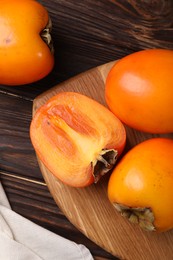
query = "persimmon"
xmin=108 ymin=138 xmax=173 ymax=232
xmin=105 ymin=49 xmax=173 ymax=134
xmin=0 ymin=0 xmax=54 ymax=85
xmin=30 ymin=92 xmax=126 ymax=187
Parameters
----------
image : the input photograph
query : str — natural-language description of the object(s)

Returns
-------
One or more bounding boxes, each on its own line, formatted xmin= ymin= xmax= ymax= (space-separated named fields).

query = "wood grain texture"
xmin=33 ymin=62 xmax=173 ymax=260
xmin=0 ymin=92 xmax=42 ymax=179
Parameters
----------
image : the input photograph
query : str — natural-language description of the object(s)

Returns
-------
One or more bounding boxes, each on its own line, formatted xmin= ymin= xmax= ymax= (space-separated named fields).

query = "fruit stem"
xmin=93 ymin=149 xmax=118 ymax=183
xmin=41 ymin=17 xmax=54 ymax=54
xmin=113 ymin=203 xmax=156 ymax=231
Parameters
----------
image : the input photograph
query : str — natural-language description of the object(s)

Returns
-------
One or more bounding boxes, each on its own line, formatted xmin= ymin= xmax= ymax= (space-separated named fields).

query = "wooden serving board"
xmin=33 ymin=61 xmax=173 ymax=260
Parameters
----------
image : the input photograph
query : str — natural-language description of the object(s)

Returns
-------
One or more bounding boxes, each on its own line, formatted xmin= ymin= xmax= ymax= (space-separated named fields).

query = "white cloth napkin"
xmin=0 ymin=182 xmax=93 ymax=260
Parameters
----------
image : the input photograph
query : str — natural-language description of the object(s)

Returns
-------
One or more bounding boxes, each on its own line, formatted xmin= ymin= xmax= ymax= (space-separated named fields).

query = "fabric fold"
xmin=0 ymin=181 xmax=93 ymax=260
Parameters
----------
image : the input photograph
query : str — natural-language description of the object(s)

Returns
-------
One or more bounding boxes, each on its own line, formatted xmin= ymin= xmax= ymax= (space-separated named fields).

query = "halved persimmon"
xmin=30 ymin=92 xmax=126 ymax=187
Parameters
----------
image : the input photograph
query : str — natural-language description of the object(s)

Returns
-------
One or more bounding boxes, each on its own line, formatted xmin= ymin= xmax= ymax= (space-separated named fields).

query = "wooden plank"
xmin=0 ymin=92 xmax=42 ymax=180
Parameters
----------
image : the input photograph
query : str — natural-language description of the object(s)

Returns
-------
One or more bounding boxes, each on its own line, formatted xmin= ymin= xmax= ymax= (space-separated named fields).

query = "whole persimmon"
xmin=105 ymin=49 xmax=173 ymax=133
xmin=108 ymin=138 xmax=173 ymax=232
xmin=0 ymin=0 xmax=54 ymax=85
xmin=30 ymin=92 xmax=126 ymax=187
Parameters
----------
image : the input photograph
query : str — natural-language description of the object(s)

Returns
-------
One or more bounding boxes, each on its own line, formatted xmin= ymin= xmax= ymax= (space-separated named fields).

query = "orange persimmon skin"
xmin=105 ymin=49 xmax=173 ymax=133
xmin=108 ymin=138 xmax=173 ymax=232
xmin=30 ymin=92 xmax=126 ymax=187
xmin=0 ymin=0 xmax=54 ymax=85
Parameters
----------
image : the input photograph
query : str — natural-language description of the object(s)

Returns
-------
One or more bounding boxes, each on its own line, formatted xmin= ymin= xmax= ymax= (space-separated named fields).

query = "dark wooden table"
xmin=0 ymin=1 xmax=173 ymax=259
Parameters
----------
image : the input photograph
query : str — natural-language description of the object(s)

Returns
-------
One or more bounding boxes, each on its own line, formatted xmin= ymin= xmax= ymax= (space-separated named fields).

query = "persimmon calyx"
xmin=114 ymin=203 xmax=156 ymax=231
xmin=93 ymin=149 xmax=118 ymax=183
xmin=41 ymin=17 xmax=54 ymax=54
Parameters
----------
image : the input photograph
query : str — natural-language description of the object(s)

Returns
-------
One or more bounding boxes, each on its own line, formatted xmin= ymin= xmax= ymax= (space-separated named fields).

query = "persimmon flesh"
xmin=108 ymin=138 xmax=173 ymax=232
xmin=30 ymin=92 xmax=126 ymax=187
